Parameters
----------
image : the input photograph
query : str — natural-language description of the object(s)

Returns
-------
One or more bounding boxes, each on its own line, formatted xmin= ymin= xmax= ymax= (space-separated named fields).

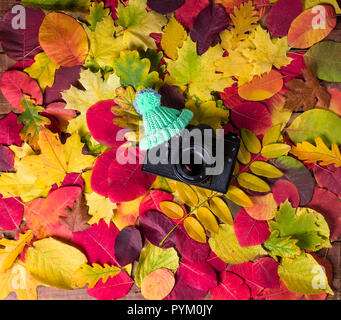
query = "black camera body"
xmin=142 ymin=125 xmax=240 ymax=194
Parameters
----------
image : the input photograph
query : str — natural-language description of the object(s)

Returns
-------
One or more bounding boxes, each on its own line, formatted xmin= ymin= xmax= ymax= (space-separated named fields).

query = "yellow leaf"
xmin=141 ymin=268 xmax=175 ymax=300
xmin=237 ymin=172 xmax=271 ymax=192
xmin=72 ymin=263 xmax=121 ymax=289
xmin=184 ymin=217 xmax=207 ymax=243
xmin=160 ymin=201 xmax=184 ymax=219
xmin=261 ymin=143 xmax=291 ymax=158
xmin=250 ymin=161 xmax=283 ymax=178
xmin=21 ymin=129 xmax=95 ymax=189
xmin=237 ymin=139 xmax=251 ymax=164
xmin=241 ymin=128 xmax=261 ymax=154
xmin=209 ymin=197 xmax=233 ymax=225
xmin=114 ymin=196 xmax=142 ymax=230
xmin=262 ymin=124 xmax=282 ymax=146
xmin=24 ymin=52 xmax=60 ymax=91
xmin=85 ymin=192 xmax=117 ymax=225
xmin=290 ymin=137 xmax=341 ymax=167
xmin=225 ymin=185 xmax=253 ymax=207
xmin=209 ymin=224 xmax=266 ymax=264
xmin=175 ymin=182 xmax=199 ymax=207
xmin=0 ymin=231 xmax=33 ymax=272
xmin=196 ymin=207 xmax=219 ymax=234
xmin=161 ymin=15 xmax=187 ymax=60
xmin=25 ymin=238 xmax=87 ymax=290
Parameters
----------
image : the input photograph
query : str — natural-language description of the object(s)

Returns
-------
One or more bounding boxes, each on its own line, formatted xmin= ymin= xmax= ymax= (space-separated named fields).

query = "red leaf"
xmin=86 ymin=100 xmax=125 ymax=148
xmin=0 ymin=196 xmax=23 ymax=231
xmin=272 ymin=179 xmax=300 ymax=208
xmin=175 ymin=0 xmax=210 ymax=29
xmin=234 ymin=209 xmax=270 ymax=247
xmin=114 ymin=226 xmax=142 ymax=267
xmin=280 ymin=52 xmax=306 ymax=83
xmin=307 ymin=188 xmax=341 ymax=241
xmin=313 ymin=165 xmax=341 ymax=198
xmin=0 ymin=146 xmax=14 ymax=172
xmin=0 ymin=70 xmax=42 ymax=110
xmin=260 ymin=280 xmax=303 ymax=300
xmin=266 ymin=0 xmax=302 ymax=37
xmin=87 ymin=270 xmax=133 ymax=300
xmin=176 ymin=224 xmax=210 ymax=263
xmin=73 ymin=219 xmax=120 ymax=266
xmin=231 ymin=102 xmax=272 ymax=135
xmin=210 ymin=271 xmax=251 ymax=300
xmin=179 ymin=259 xmax=218 ymax=291
xmin=0 ymin=113 xmax=23 ymax=146
xmin=252 ymin=257 xmax=280 ymax=289
xmin=139 ymin=190 xmax=174 ymax=215
xmin=221 ymin=84 xmax=244 ymax=109
xmin=139 ymin=210 xmax=176 ymax=249
xmin=206 ymin=251 xmax=227 ymax=273
xmin=0 ymin=6 xmax=44 ymax=62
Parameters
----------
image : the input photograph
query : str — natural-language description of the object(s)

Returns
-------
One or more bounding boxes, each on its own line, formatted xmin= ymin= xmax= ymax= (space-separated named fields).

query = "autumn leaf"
xmin=86 ymin=1 xmax=110 ymax=31
xmin=290 ymin=137 xmax=341 ymax=167
xmin=284 ymin=68 xmax=331 ymax=111
xmin=72 ymin=263 xmax=121 ymax=288
xmin=21 ymin=0 xmax=91 ymax=12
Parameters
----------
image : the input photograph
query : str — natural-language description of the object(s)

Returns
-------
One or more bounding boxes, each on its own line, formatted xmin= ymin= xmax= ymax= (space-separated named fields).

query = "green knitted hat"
xmin=134 ymin=89 xmax=193 ymax=150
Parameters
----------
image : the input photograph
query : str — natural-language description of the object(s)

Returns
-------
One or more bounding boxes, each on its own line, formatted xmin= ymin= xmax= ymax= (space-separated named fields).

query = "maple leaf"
xmin=62 ymin=69 xmax=120 ymax=137
xmin=269 ymin=201 xmax=331 ymax=252
xmin=24 ymin=52 xmax=60 ymax=91
xmin=161 ymin=14 xmax=187 ymax=60
xmin=60 ymin=194 xmax=91 ymax=233
xmin=85 ymin=192 xmax=117 ymax=225
xmin=290 ymin=137 xmax=341 ymax=167
xmin=284 ymin=68 xmax=331 ymax=111
xmin=263 ymin=230 xmax=301 ymax=261
xmin=20 ymin=129 xmax=95 ymax=189
xmin=116 ymin=0 xmax=167 ymax=51
xmin=17 ymin=97 xmax=51 ymax=150
xmin=84 ymin=16 xmax=125 ymax=69
xmin=113 ymin=50 xmax=160 ymax=90
xmin=0 ymin=230 xmax=33 ymax=272
xmin=167 ymin=38 xmax=233 ymax=101
xmin=72 ymin=263 xmax=121 ymax=288
xmin=86 ymin=1 xmax=110 ymax=31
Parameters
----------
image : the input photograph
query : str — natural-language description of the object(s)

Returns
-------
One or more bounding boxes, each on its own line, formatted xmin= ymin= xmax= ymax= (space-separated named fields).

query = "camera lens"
xmin=174 ymin=144 xmax=212 ymax=182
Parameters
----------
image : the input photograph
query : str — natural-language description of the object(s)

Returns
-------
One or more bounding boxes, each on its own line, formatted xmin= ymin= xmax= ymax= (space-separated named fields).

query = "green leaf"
xmin=208 ymin=224 xmax=266 ymax=264
xmin=263 ymin=230 xmax=301 ymax=261
xmin=304 ymin=41 xmax=341 ymax=82
xmin=287 ymin=109 xmax=341 ymax=147
xmin=86 ymin=1 xmax=110 ymax=31
xmin=237 ymin=172 xmax=271 ymax=192
xmin=113 ymin=51 xmax=159 ymax=90
xmin=24 ymin=52 xmax=60 ymax=91
xmin=21 ymin=0 xmax=91 ymax=12
xmin=135 ymin=244 xmax=179 ymax=287
xmin=278 ymin=253 xmax=333 ymax=295
xmin=139 ymin=49 xmax=165 ymax=76
xmin=262 ymin=124 xmax=282 ymax=146
xmin=269 ymin=201 xmax=331 ymax=251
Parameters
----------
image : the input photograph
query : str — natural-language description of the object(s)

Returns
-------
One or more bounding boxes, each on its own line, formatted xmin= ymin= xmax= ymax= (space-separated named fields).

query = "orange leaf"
xmin=329 ymin=88 xmax=341 ymax=117
xmin=39 ymin=12 xmax=89 ymax=67
xmin=238 ymin=70 xmax=283 ymax=101
xmin=288 ymin=5 xmax=337 ymax=49
xmin=25 ymin=186 xmax=81 ymax=239
xmin=245 ymin=193 xmax=277 ymax=221
xmin=141 ymin=268 xmax=175 ymax=300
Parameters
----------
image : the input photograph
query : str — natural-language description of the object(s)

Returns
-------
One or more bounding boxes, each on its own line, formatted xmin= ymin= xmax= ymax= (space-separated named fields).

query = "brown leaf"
xmin=59 ymin=194 xmax=91 ymax=233
xmin=284 ymin=68 xmax=331 ymax=111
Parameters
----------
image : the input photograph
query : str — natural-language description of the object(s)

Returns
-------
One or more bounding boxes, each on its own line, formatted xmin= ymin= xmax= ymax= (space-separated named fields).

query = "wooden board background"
xmin=0 ymin=0 xmax=340 ymax=300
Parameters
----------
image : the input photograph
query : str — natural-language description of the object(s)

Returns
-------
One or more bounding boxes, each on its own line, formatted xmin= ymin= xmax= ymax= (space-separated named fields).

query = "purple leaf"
xmin=0 ymin=6 xmax=44 ymax=62
xmin=147 ymin=0 xmax=185 ymax=14
xmin=0 ymin=196 xmax=23 ymax=231
xmin=270 ymin=156 xmax=315 ymax=206
xmin=139 ymin=210 xmax=176 ymax=249
xmin=190 ymin=4 xmax=229 ymax=55
xmin=0 ymin=113 xmax=23 ymax=146
xmin=266 ymin=0 xmax=303 ymax=37
xmin=175 ymin=224 xmax=210 ymax=263
xmin=44 ymin=66 xmax=81 ymax=104
xmin=114 ymin=226 xmax=142 ymax=266
xmin=313 ymin=164 xmax=341 ymax=198
xmin=0 ymin=146 xmax=14 ymax=172
xmin=159 ymin=84 xmax=185 ymax=111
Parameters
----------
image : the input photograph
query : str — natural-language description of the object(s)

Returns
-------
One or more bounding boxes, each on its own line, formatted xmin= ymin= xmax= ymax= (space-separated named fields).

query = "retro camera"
xmin=142 ymin=125 xmax=240 ymax=193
